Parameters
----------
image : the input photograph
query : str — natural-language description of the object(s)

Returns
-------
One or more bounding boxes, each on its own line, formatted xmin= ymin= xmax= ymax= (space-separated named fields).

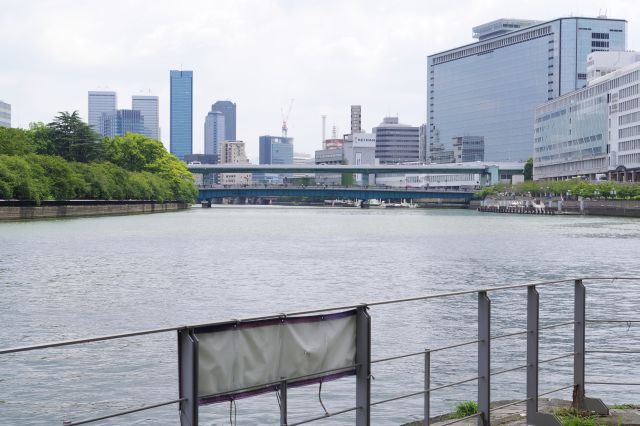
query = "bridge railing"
xmin=1 ymin=277 xmax=639 ymax=425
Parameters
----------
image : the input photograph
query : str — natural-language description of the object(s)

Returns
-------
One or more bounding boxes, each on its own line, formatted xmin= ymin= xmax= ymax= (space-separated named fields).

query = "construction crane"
xmin=281 ymin=98 xmax=294 ymax=137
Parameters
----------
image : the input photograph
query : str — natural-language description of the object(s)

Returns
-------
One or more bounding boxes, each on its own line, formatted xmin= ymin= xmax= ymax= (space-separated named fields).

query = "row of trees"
xmin=0 ymin=112 xmax=197 ymax=203
xmin=476 ymin=179 xmax=640 ymax=200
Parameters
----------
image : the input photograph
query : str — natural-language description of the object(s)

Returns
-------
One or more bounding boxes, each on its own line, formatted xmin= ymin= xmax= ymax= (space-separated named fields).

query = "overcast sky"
xmin=2 ymin=0 xmax=639 ymax=160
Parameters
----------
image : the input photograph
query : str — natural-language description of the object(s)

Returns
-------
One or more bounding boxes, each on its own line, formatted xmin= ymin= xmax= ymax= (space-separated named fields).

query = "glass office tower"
xmin=427 ymin=17 xmax=626 ymax=161
xmin=132 ymin=95 xmax=159 ymax=140
xmin=88 ymin=91 xmax=116 ymax=136
xmin=0 ymin=100 xmax=10 ymax=128
xmin=170 ymin=70 xmax=193 ymax=159
xmin=212 ymin=100 xmax=236 ymax=141
xmin=259 ymin=136 xmax=294 ymax=164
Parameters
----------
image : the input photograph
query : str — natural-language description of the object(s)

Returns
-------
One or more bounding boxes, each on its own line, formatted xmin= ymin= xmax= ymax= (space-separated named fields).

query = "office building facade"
xmin=204 ymin=110 xmax=225 ymax=156
xmin=88 ymin=91 xmax=116 ymax=136
xmin=212 ymin=100 xmax=236 ymax=141
xmin=0 ymin=100 xmax=10 ymax=128
xmin=453 ymin=136 xmax=485 ymax=162
xmin=170 ymin=70 xmax=193 ymax=159
xmin=259 ymin=136 xmax=294 ymax=165
xmin=101 ymin=109 xmax=144 ymax=138
xmin=428 ymin=17 xmax=626 ymax=161
xmin=219 ymin=140 xmax=251 ymax=185
xmin=373 ymin=117 xmax=420 ymax=164
xmin=350 ymin=105 xmax=362 ymax=134
xmin=132 ymin=95 xmax=159 ymax=140
xmin=534 ymin=57 xmax=640 ymax=182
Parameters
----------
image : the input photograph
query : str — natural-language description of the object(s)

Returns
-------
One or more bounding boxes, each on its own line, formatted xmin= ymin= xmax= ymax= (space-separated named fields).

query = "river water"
xmin=1 ymin=206 xmax=640 ymax=425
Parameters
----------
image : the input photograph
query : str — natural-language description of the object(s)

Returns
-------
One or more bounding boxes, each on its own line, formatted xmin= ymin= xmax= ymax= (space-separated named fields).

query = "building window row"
xmin=432 ymin=25 xmax=551 ymax=65
xmin=618 ymin=152 xmax=640 ymax=165
xmin=618 ymin=97 xmax=640 ymax=113
xmin=591 ymin=40 xmax=610 ymax=48
xmin=591 ymin=32 xmax=610 ymax=39
xmin=619 ymin=125 xmax=640 ymax=139
xmin=619 ymin=138 xmax=640 ymax=152
xmin=535 ymin=134 xmax=603 ymax=154
xmin=619 ymin=111 xmax=640 ymax=126
xmin=619 ymin=84 xmax=640 ymax=100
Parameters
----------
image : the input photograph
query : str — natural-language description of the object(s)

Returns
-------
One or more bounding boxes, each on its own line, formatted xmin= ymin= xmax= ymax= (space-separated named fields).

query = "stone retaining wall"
xmin=0 ymin=201 xmax=190 ymax=220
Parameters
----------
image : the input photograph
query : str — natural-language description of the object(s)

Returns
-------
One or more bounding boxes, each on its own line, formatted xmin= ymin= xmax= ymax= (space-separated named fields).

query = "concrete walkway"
xmin=402 ymin=399 xmax=640 ymax=425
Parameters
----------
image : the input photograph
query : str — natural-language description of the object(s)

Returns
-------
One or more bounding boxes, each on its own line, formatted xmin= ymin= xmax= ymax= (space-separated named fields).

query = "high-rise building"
xmin=428 ymin=17 xmax=627 ymax=161
xmin=534 ymin=52 xmax=640 ymax=181
xmin=132 ymin=95 xmax=159 ymax=140
xmin=350 ymin=105 xmax=362 ymax=134
xmin=219 ymin=140 xmax=251 ymax=185
xmin=453 ymin=136 xmax=485 ymax=163
xmin=88 ymin=91 xmax=116 ymax=136
xmin=204 ymin=110 xmax=225 ymax=156
xmin=259 ymin=136 xmax=294 ymax=165
xmin=373 ymin=117 xmax=420 ymax=164
xmin=170 ymin=70 xmax=193 ymax=159
xmin=101 ymin=109 xmax=144 ymax=138
xmin=0 ymin=100 xmax=10 ymax=128
xmin=212 ymin=100 xmax=236 ymax=141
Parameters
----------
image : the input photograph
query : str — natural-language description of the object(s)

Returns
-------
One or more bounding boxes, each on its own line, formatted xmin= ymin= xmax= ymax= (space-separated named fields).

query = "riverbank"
xmin=477 ymin=197 xmax=640 ymax=218
xmin=0 ymin=200 xmax=190 ymax=220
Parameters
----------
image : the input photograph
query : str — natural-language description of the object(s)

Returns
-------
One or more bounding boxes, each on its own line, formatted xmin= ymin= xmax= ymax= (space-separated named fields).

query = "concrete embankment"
xmin=478 ymin=198 xmax=640 ymax=218
xmin=0 ymin=200 xmax=190 ymax=220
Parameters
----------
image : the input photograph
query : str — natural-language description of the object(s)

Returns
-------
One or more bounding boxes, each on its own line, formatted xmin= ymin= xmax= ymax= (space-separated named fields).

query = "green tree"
xmin=47 ymin=111 xmax=102 ymax=162
xmin=102 ymin=133 xmax=167 ymax=172
xmin=524 ymin=157 xmax=533 ymax=181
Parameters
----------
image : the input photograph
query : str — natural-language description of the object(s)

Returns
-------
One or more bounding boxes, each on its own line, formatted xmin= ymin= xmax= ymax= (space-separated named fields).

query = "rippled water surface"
xmin=1 ymin=206 xmax=640 ymax=425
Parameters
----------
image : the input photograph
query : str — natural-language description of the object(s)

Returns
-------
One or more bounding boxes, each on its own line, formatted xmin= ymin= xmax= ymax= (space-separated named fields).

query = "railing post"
xmin=280 ymin=378 xmax=287 ymax=426
xmin=574 ymin=279 xmax=586 ymax=409
xmin=178 ymin=328 xmax=198 ymax=426
xmin=424 ymin=349 xmax=431 ymax=426
xmin=356 ymin=305 xmax=371 ymax=426
xmin=527 ymin=285 xmax=539 ymax=424
xmin=477 ymin=291 xmax=490 ymax=426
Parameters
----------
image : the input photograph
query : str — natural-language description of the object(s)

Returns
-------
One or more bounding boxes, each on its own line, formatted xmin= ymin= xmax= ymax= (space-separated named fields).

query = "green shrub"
xmin=453 ymin=400 xmax=478 ymax=418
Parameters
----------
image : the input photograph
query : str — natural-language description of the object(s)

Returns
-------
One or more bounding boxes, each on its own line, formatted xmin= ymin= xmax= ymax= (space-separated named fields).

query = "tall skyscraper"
xmin=170 ymin=70 xmax=193 ymax=159
xmin=101 ymin=109 xmax=144 ymax=138
xmin=373 ymin=117 xmax=420 ymax=164
xmin=212 ymin=100 xmax=236 ymax=141
xmin=0 ymin=100 xmax=10 ymax=128
xmin=204 ymin=110 xmax=225 ymax=156
xmin=219 ymin=140 xmax=251 ymax=185
xmin=132 ymin=95 xmax=159 ymax=140
xmin=88 ymin=91 xmax=116 ymax=136
xmin=259 ymin=136 xmax=294 ymax=165
xmin=428 ymin=17 xmax=627 ymax=161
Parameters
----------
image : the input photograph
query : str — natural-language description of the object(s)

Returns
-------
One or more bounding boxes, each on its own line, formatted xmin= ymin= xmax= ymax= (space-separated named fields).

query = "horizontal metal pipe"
xmin=492 ymin=330 xmax=527 ymax=340
xmin=586 ymin=320 xmax=640 ymax=323
xmin=586 ymin=350 xmax=640 ymax=354
xmin=62 ymin=398 xmax=184 ymax=426
xmin=6 ymin=277 xmax=639 ymax=356
xmin=490 ymin=363 xmax=528 ymax=377
xmin=436 ymin=412 xmax=480 ymax=426
xmin=287 ymin=405 xmax=360 ymax=426
xmin=538 ymin=384 xmax=574 ymax=397
xmin=371 ymin=339 xmax=481 ymax=364
xmin=0 ymin=325 xmax=185 ymax=355
xmin=538 ymin=352 xmax=575 ymax=365
xmin=539 ymin=320 xmax=576 ymax=331
xmin=586 ymin=382 xmax=640 ymax=386
xmin=491 ymin=397 xmax=531 ymax=412
xmin=369 ymin=376 xmax=480 ymax=407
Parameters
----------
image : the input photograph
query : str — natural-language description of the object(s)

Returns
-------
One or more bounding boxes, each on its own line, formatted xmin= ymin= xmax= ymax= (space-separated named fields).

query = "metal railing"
xmin=1 ymin=277 xmax=639 ymax=425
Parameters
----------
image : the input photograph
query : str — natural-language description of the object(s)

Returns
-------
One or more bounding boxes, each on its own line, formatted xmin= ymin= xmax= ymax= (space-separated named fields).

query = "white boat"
xmin=366 ymin=199 xmax=386 ymax=208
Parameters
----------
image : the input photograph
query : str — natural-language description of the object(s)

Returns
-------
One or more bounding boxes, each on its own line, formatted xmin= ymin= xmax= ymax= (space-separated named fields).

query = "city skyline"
xmin=2 ymin=0 xmax=640 ymax=161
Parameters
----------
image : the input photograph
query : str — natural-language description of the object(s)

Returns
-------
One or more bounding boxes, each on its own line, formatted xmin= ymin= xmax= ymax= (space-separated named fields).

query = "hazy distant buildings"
xmin=259 ymin=135 xmax=294 ymax=165
xmin=132 ymin=95 xmax=159 ymax=140
xmin=88 ymin=91 xmax=116 ymax=135
xmin=428 ymin=17 xmax=627 ymax=161
xmin=102 ymin=109 xmax=144 ymax=138
xmin=0 ymin=100 xmax=10 ymax=128
xmin=170 ymin=70 xmax=193 ymax=159
xmin=212 ymin=100 xmax=236 ymax=141
xmin=350 ymin=105 xmax=362 ymax=134
xmin=204 ymin=109 xmax=225 ymax=156
xmin=219 ymin=140 xmax=251 ymax=185
xmin=453 ymin=136 xmax=485 ymax=163
xmin=373 ymin=117 xmax=420 ymax=164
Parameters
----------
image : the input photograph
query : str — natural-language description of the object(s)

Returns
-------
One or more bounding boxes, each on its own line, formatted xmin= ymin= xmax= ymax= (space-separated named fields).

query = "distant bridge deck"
xmin=198 ymin=185 xmax=476 ymax=202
